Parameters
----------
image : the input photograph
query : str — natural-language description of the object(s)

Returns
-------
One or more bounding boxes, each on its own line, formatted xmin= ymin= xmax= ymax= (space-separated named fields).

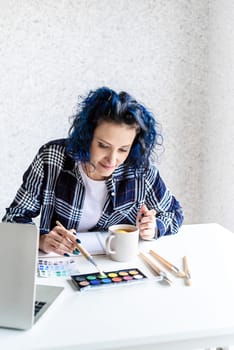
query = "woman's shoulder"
xmin=41 ymin=138 xmax=66 ymax=148
xmin=38 ymin=138 xmax=67 ymax=154
xmin=35 ymin=139 xmax=72 ymax=168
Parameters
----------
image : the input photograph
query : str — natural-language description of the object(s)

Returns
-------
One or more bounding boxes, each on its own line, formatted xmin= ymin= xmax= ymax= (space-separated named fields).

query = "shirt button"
xmin=111 ymin=192 xmax=115 ymax=196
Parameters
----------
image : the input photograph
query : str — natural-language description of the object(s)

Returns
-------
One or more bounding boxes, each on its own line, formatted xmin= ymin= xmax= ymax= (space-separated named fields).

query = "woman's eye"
xmin=98 ymin=143 xmax=109 ymax=149
xmin=119 ymin=148 xmax=129 ymax=153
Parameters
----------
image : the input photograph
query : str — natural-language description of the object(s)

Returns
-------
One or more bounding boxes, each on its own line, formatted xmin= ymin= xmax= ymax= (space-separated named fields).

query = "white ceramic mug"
xmin=105 ymin=224 xmax=139 ymax=262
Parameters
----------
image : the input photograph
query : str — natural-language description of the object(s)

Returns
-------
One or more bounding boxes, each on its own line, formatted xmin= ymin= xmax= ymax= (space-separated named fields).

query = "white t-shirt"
xmin=78 ymin=163 xmax=108 ymax=231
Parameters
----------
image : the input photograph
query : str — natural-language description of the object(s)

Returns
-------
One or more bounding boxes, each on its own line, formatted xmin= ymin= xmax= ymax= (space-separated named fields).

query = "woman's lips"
xmin=100 ymin=163 xmax=116 ymax=171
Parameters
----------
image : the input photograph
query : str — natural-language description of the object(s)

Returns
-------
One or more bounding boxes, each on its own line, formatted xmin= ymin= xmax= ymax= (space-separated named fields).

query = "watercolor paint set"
xmin=71 ymin=268 xmax=151 ymax=291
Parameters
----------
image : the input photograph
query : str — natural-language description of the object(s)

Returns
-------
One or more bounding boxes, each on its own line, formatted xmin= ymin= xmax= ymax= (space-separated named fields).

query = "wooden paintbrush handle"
xmin=149 ymin=250 xmax=173 ymax=270
xmin=183 ymin=256 xmax=192 ymax=286
xmin=75 ymin=242 xmax=90 ymax=258
xmin=55 ymin=220 xmax=105 ymax=276
xmin=139 ymin=252 xmax=162 ymax=275
xmin=55 ymin=220 xmax=86 ymax=253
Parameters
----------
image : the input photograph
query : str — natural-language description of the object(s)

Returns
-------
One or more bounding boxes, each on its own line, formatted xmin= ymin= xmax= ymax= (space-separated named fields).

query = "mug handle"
xmin=105 ymin=234 xmax=116 ymax=254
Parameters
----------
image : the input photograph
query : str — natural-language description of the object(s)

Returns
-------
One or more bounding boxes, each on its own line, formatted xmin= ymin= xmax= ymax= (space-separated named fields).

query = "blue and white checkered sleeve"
xmin=145 ymin=169 xmax=184 ymax=238
xmin=2 ymin=150 xmax=45 ymax=224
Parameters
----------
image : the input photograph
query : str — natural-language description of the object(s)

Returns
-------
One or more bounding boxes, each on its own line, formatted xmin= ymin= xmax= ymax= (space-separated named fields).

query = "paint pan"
xmin=71 ymin=268 xmax=149 ymax=292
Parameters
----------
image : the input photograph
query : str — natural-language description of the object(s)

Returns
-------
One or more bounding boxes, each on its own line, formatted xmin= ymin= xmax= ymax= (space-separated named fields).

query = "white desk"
xmin=1 ymin=223 xmax=234 ymax=350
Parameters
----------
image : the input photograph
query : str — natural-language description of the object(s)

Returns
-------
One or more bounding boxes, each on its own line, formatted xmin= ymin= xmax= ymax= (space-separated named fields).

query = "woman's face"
xmin=86 ymin=121 xmax=137 ymax=180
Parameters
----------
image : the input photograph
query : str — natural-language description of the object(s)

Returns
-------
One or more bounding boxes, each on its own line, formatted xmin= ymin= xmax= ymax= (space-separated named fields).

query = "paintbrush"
xmin=56 ymin=221 xmax=105 ymax=276
xmin=149 ymin=250 xmax=186 ymax=278
xmin=183 ymin=256 xmax=192 ymax=286
xmin=139 ymin=252 xmax=172 ymax=285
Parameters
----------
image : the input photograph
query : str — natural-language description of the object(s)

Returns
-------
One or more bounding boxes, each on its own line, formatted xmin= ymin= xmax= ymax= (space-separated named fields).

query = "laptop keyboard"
xmin=34 ymin=301 xmax=47 ymax=316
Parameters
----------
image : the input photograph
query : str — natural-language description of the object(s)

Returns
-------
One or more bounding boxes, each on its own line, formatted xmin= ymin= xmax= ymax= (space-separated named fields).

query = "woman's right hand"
xmin=39 ymin=224 xmax=78 ymax=256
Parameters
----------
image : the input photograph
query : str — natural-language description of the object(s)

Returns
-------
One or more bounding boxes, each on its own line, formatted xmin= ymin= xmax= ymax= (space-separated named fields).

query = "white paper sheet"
xmin=38 ymin=231 xmax=107 ymax=258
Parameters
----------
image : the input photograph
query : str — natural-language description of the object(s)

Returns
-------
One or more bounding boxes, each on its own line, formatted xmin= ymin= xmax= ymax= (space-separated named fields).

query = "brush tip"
xmin=99 ymin=271 xmax=107 ymax=277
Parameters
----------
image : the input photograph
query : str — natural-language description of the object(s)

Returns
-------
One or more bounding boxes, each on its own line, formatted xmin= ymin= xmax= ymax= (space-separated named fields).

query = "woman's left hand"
xmin=136 ymin=204 xmax=156 ymax=240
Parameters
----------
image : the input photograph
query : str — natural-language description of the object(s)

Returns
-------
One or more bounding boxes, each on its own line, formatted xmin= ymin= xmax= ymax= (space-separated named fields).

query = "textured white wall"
xmin=201 ymin=0 xmax=234 ymax=231
xmin=0 ymin=0 xmax=233 ymax=231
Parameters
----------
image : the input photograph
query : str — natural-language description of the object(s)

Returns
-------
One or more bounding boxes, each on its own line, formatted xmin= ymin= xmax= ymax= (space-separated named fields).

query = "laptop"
xmin=0 ymin=222 xmax=64 ymax=330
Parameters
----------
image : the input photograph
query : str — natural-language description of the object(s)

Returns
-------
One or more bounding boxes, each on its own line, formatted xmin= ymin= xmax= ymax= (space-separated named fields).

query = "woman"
xmin=3 ymin=86 xmax=184 ymax=256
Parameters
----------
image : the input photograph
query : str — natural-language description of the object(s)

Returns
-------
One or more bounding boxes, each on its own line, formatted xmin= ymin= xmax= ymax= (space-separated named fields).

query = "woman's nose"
xmin=106 ymin=150 xmax=116 ymax=164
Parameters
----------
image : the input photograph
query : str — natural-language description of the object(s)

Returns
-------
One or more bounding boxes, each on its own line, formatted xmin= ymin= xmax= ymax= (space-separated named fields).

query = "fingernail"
xmin=64 ymin=253 xmax=70 ymax=257
xmin=76 ymin=238 xmax=81 ymax=243
xmin=73 ymin=249 xmax=80 ymax=255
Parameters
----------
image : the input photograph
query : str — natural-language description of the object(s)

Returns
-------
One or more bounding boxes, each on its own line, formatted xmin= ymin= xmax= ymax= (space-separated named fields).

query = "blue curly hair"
xmin=66 ymin=87 xmax=163 ymax=168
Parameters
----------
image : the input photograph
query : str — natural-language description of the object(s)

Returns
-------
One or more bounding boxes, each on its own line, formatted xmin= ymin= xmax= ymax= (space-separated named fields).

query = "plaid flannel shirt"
xmin=3 ymin=139 xmax=184 ymax=237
